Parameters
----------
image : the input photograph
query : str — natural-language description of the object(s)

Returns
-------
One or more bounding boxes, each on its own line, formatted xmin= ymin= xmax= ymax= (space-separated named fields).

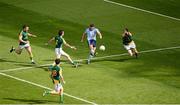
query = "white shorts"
xmin=55 ymin=83 xmax=63 ymax=92
xmin=19 ymin=43 xmax=30 ymax=49
xmin=55 ymin=48 xmax=69 ymax=58
xmin=124 ymin=41 xmax=136 ymax=50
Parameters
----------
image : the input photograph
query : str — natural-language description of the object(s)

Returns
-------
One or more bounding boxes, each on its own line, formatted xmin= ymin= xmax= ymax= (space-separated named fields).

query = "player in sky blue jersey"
xmin=81 ymin=24 xmax=102 ymax=64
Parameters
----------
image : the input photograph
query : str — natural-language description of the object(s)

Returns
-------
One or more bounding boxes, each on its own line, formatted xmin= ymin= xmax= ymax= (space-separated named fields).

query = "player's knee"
xmin=128 ymin=50 xmax=133 ymax=56
xmin=59 ymin=88 xmax=63 ymax=95
xmin=66 ymin=54 xmax=70 ymax=59
xmin=16 ymin=51 xmax=21 ymax=54
xmin=30 ymin=54 xmax=33 ymax=57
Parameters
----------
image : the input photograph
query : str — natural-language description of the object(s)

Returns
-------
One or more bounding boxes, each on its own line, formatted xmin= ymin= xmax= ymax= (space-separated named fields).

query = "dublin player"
xmin=81 ymin=24 xmax=102 ymax=64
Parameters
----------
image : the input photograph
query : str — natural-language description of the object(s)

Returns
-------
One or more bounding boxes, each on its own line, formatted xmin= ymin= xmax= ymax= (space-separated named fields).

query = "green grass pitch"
xmin=0 ymin=0 xmax=180 ymax=104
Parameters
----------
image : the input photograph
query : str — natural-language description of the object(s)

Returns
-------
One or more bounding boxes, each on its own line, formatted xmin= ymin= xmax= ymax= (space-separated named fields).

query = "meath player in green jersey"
xmin=122 ymin=28 xmax=138 ymax=58
xmin=10 ymin=25 xmax=37 ymax=64
xmin=46 ymin=30 xmax=78 ymax=67
xmin=43 ymin=59 xmax=65 ymax=103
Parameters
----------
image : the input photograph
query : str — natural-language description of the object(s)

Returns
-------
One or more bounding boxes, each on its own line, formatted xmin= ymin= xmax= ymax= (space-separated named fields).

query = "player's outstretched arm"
xmin=81 ymin=33 xmax=86 ymax=42
xmin=46 ymin=37 xmax=55 ymax=45
xmin=129 ymin=32 xmax=132 ymax=36
xmin=28 ymin=33 xmax=37 ymax=37
xmin=97 ymin=30 xmax=102 ymax=39
xmin=64 ymin=43 xmax=76 ymax=50
xmin=59 ymin=70 xmax=65 ymax=84
xmin=63 ymin=38 xmax=77 ymax=50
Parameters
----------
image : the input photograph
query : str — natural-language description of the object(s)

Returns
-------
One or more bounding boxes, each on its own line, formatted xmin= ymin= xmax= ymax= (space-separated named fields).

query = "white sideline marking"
xmin=76 ymin=46 xmax=180 ymax=61
xmin=0 ymin=46 xmax=180 ymax=73
xmin=0 ymin=72 xmax=97 ymax=105
xmin=104 ymin=0 xmax=180 ymax=22
xmin=0 ymin=64 xmax=51 ymax=73
xmin=0 ymin=46 xmax=180 ymax=104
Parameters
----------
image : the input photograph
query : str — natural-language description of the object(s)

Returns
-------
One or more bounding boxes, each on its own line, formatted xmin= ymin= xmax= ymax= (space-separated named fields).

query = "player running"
xmin=46 ymin=30 xmax=78 ymax=67
xmin=122 ymin=28 xmax=138 ymax=58
xmin=43 ymin=59 xmax=65 ymax=103
xmin=10 ymin=25 xmax=37 ymax=64
xmin=81 ymin=24 xmax=102 ymax=64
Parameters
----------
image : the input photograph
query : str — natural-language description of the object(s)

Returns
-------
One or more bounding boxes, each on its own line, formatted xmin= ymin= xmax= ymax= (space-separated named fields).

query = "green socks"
xmin=59 ymin=94 xmax=64 ymax=103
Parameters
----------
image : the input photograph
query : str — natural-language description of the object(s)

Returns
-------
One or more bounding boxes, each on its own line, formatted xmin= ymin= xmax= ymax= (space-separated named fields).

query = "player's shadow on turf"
xmin=91 ymin=57 xmax=134 ymax=63
xmin=14 ymin=63 xmax=35 ymax=67
xmin=3 ymin=98 xmax=57 ymax=104
xmin=42 ymin=59 xmax=67 ymax=62
xmin=0 ymin=58 xmax=25 ymax=64
xmin=37 ymin=66 xmax=49 ymax=71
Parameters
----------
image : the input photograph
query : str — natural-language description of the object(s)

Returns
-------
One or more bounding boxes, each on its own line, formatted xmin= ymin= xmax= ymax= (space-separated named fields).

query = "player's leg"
xmin=15 ymin=48 xmax=23 ymax=54
xmin=25 ymin=44 xmax=35 ymax=64
xmin=124 ymin=45 xmax=133 ymax=56
xmin=88 ymin=40 xmax=96 ymax=56
xmin=89 ymin=45 xmax=95 ymax=56
xmin=59 ymin=86 xmax=64 ymax=103
xmin=10 ymin=46 xmax=15 ymax=53
xmin=43 ymin=83 xmax=64 ymax=103
xmin=87 ymin=44 xmax=94 ymax=64
xmin=87 ymin=40 xmax=96 ymax=64
xmin=133 ymin=48 xmax=138 ymax=58
xmin=60 ymin=49 xmax=77 ymax=67
xmin=55 ymin=48 xmax=61 ymax=59
xmin=43 ymin=81 xmax=60 ymax=95
xmin=54 ymin=48 xmax=61 ymax=65
xmin=128 ymin=49 xmax=133 ymax=56
xmin=10 ymin=46 xmax=23 ymax=54
xmin=131 ymin=41 xmax=138 ymax=58
xmin=93 ymin=40 xmax=97 ymax=56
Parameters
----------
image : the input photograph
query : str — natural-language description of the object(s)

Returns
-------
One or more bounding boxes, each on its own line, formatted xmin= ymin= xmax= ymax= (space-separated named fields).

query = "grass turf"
xmin=0 ymin=0 xmax=180 ymax=104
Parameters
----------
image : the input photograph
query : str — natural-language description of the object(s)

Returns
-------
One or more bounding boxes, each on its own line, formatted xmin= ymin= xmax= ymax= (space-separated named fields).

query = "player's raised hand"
xmin=29 ymin=33 xmax=37 ymax=37
xmin=32 ymin=35 xmax=37 ymax=37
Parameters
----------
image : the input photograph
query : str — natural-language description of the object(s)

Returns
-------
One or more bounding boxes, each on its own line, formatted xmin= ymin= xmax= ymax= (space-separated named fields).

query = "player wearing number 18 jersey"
xmin=43 ymin=59 xmax=65 ymax=103
xmin=81 ymin=24 xmax=102 ymax=64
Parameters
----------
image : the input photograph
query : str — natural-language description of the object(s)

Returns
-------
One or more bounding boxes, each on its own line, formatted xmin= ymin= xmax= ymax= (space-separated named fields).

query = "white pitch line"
xmin=0 ymin=64 xmax=51 ymax=73
xmin=103 ymin=0 xmax=180 ymax=22
xmin=0 ymin=72 xmax=97 ymax=105
xmin=76 ymin=46 xmax=180 ymax=61
xmin=0 ymin=46 xmax=180 ymax=73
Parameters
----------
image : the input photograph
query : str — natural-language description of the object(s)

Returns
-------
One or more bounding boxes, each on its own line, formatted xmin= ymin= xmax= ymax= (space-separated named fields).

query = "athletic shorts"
xmin=55 ymin=83 xmax=63 ymax=92
xmin=88 ymin=39 xmax=96 ymax=47
xmin=124 ymin=41 xmax=136 ymax=50
xmin=55 ymin=48 xmax=69 ymax=58
xmin=19 ymin=43 xmax=30 ymax=49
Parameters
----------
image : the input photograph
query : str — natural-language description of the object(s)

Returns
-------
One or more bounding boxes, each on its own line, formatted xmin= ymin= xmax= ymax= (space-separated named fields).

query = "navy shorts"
xmin=87 ymin=39 xmax=96 ymax=47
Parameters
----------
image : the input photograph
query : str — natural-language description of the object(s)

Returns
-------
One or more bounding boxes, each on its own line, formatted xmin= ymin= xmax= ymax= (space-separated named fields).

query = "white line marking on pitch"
xmin=0 ymin=72 xmax=97 ymax=105
xmin=0 ymin=46 xmax=180 ymax=73
xmin=103 ymin=0 xmax=180 ymax=22
xmin=0 ymin=46 xmax=180 ymax=104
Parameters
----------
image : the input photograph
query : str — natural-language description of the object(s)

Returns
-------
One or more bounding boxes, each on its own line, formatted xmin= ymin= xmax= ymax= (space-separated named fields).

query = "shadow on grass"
xmin=111 ymin=51 xmax=180 ymax=89
xmin=0 ymin=58 xmax=25 ymax=64
xmin=3 ymin=98 xmax=57 ymax=104
xmin=90 ymin=57 xmax=136 ymax=64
